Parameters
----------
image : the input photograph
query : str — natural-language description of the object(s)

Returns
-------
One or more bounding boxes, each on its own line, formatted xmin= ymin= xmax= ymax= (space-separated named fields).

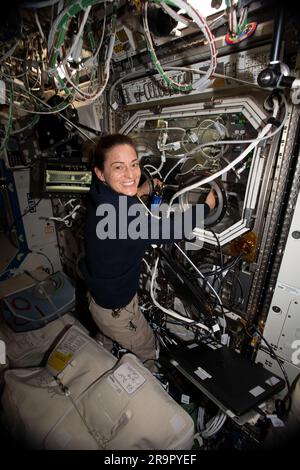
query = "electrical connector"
xmin=221 ymin=333 xmax=230 ymax=346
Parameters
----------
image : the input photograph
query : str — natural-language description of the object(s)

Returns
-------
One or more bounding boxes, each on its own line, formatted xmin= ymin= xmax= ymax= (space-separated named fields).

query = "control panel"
xmin=120 ymin=44 xmax=271 ymax=106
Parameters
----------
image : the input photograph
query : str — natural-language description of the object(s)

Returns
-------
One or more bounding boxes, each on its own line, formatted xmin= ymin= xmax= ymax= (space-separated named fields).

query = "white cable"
xmin=167 ymin=97 xmax=284 ymax=212
xmin=185 ymin=98 xmax=286 ymax=157
xmin=68 ymin=6 xmax=91 ymax=61
xmin=164 ymin=65 xmax=268 ymax=89
xmin=61 ymin=26 xmax=115 ymax=101
xmin=163 ymin=157 xmax=187 ymax=182
xmin=0 ymin=40 xmax=19 ymax=63
xmin=142 ymin=258 xmax=152 ymax=273
xmin=22 ymin=0 xmax=60 ymax=7
xmin=138 ymin=126 xmax=186 ymax=134
xmin=137 ymin=195 xmax=161 ymax=220
xmin=34 ymin=11 xmax=45 ymax=41
xmin=200 ymin=410 xmax=225 ymax=438
xmin=83 ymin=5 xmax=107 ymax=68
xmin=153 ymin=97 xmax=286 ymax=164
xmin=177 ymin=162 xmax=203 ymax=177
xmin=201 ymin=411 xmax=227 ymax=438
xmin=150 ymin=153 xmax=165 ymax=176
xmin=160 ymin=2 xmax=191 ymax=27
xmin=48 ymin=216 xmax=72 ymax=227
xmin=165 ymin=0 xmax=217 ymax=90
xmin=138 ymin=198 xmax=225 ymax=333
xmin=207 ymin=12 xmax=226 ymax=30
xmin=143 ymin=0 xmax=217 ymax=92
xmin=144 ymin=164 xmax=163 ymax=179
xmin=197 ymin=406 xmax=205 ymax=431
xmin=47 ymin=1 xmax=114 ymax=103
xmin=150 ymin=256 xmax=211 ymax=332
xmin=143 ymin=165 xmax=159 ymax=173
xmin=174 ymin=243 xmax=226 ymax=334
xmin=7 ymin=79 xmax=96 ymax=142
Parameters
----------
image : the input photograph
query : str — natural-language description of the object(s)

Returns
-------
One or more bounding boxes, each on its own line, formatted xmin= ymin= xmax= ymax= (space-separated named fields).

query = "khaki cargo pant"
xmin=88 ymin=293 xmax=157 ymax=372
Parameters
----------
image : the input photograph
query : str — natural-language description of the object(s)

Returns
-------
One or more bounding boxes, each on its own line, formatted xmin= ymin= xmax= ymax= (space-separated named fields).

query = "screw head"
xmin=272 ymin=305 xmax=281 ymax=313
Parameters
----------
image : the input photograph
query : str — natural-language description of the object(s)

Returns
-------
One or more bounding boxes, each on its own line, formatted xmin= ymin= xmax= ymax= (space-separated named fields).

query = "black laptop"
xmin=168 ymin=339 xmax=286 ymax=416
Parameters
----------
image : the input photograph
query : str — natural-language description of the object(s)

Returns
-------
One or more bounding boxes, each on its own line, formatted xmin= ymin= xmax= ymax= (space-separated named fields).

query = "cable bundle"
xmin=142 ymin=0 xmax=217 ymax=92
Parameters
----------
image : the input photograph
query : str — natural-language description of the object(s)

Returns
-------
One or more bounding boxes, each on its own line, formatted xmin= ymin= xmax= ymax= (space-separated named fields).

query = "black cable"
xmin=2 ymin=196 xmax=54 ymax=274
xmin=218 ymin=270 xmax=245 ymax=309
xmin=6 ymin=198 xmax=42 ymax=248
xmin=209 ymin=228 xmax=224 ymax=270
xmin=211 ymin=234 xmax=223 ymax=287
xmin=228 ymin=273 xmax=244 ymax=308
xmin=203 ymin=253 xmax=244 ymax=278
xmin=171 ymin=261 xmax=226 ymax=330
xmin=68 ymin=120 xmax=101 ymax=136
xmin=186 ymin=254 xmax=243 ymax=283
xmin=251 ymin=325 xmax=292 ymax=417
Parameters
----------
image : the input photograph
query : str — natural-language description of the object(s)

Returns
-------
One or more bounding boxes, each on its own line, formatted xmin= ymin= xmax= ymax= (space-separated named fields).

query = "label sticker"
xmin=266 ymin=376 xmax=280 ymax=386
xmin=187 ymin=343 xmax=198 ymax=349
xmin=47 ymin=330 xmax=87 ymax=372
xmin=181 ymin=394 xmax=190 ymax=404
xmin=277 ymin=282 xmax=300 ymax=295
xmin=56 ymin=332 xmax=87 ymax=356
xmin=47 ymin=350 xmax=73 ymax=372
xmin=113 ymin=362 xmax=146 ymax=394
xmin=194 ymin=367 xmax=212 ymax=380
xmin=267 ymin=414 xmax=285 ymax=428
xmin=249 ymin=385 xmax=265 ymax=397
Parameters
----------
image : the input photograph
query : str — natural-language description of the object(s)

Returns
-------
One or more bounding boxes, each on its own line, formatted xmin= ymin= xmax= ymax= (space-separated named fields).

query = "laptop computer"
xmin=168 ymin=339 xmax=286 ymax=417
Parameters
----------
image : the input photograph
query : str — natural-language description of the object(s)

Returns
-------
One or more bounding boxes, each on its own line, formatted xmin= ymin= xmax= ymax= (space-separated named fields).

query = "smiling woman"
xmin=81 ymin=133 xmax=214 ymax=371
xmin=83 ymin=133 xmax=159 ymax=371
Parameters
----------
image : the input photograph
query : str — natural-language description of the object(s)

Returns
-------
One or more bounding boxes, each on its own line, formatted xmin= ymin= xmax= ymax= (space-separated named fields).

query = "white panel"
xmin=261 ymin=192 xmax=300 ymax=372
xmin=277 ymin=192 xmax=300 ymax=289
xmin=13 ymin=170 xmax=61 ymax=273
xmin=263 ymin=288 xmax=300 ymax=351
xmin=277 ymin=299 xmax=300 ymax=362
xmin=77 ymin=102 xmax=101 ymax=137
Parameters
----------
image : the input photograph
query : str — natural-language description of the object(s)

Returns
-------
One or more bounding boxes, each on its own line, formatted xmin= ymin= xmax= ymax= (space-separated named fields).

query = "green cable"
xmin=50 ymin=0 xmax=106 ymax=68
xmin=144 ymin=1 xmax=193 ymax=92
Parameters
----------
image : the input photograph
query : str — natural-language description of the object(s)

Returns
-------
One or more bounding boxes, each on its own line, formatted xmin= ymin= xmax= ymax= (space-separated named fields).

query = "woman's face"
xmin=94 ymin=144 xmax=141 ymax=196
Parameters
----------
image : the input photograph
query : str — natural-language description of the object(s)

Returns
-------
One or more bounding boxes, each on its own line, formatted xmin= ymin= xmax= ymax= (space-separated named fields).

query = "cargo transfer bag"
xmin=2 ymin=325 xmax=194 ymax=450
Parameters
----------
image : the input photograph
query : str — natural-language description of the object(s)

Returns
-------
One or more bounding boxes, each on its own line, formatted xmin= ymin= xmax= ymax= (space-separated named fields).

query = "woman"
xmin=81 ymin=133 xmax=216 ymax=371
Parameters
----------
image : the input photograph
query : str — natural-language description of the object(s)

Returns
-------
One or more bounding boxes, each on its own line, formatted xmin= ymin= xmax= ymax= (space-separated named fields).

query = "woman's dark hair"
xmin=93 ymin=134 xmax=137 ymax=171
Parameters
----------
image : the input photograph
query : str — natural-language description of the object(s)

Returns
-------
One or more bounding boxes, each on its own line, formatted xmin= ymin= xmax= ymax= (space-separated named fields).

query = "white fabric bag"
xmin=2 ymin=325 xmax=194 ymax=450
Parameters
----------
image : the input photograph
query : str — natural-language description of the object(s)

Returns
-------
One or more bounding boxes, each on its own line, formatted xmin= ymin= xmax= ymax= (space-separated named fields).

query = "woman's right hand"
xmin=205 ymin=190 xmax=217 ymax=210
